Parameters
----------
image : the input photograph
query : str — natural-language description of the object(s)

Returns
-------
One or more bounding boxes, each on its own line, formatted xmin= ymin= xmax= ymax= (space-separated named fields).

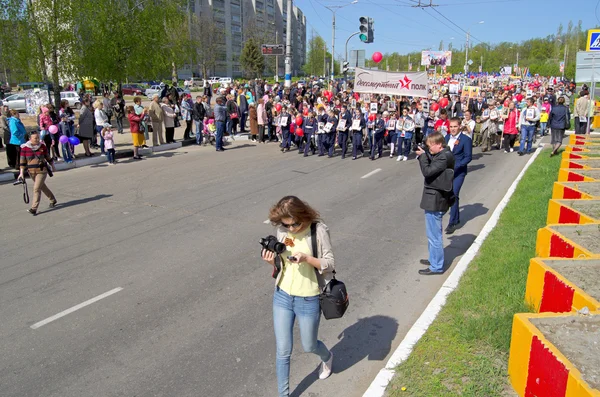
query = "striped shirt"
xmin=20 ymin=142 xmax=53 ymax=174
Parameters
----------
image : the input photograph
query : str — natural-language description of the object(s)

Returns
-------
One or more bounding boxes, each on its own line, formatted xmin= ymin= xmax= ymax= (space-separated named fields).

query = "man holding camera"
xmin=18 ymin=131 xmax=57 ymax=215
xmin=415 ymin=132 xmax=455 ymax=275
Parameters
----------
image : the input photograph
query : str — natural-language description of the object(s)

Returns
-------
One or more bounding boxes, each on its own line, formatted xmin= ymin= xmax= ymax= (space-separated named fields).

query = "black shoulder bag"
xmin=311 ymin=223 xmax=349 ymax=320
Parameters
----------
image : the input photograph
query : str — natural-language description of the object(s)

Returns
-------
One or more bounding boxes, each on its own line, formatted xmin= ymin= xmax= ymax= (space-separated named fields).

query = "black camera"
xmin=260 ymin=235 xmax=286 ymax=279
xmin=13 ymin=177 xmax=25 ymax=186
xmin=259 ymin=235 xmax=286 ymax=254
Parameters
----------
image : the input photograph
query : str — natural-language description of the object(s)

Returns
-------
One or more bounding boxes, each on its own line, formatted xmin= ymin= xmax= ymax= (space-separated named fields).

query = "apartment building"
xmin=186 ymin=0 xmax=306 ymax=78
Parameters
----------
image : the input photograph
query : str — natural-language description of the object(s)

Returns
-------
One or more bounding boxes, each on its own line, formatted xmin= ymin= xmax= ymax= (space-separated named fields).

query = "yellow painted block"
xmin=552 ymin=182 xmax=600 ymax=200
xmin=535 ymin=226 xmax=596 ymax=259
xmin=508 ymin=314 xmax=533 ymax=396
xmin=557 ymin=169 xmax=597 ymax=182
xmin=524 ymin=258 xmax=546 ymax=311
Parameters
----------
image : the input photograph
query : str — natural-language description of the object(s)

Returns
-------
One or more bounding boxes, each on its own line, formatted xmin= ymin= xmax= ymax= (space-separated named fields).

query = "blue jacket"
xmin=303 ymin=117 xmax=317 ymax=134
xmin=8 ymin=117 xmax=27 ymax=145
xmin=445 ymin=132 xmax=472 ymax=174
xmin=548 ymin=104 xmax=570 ymax=130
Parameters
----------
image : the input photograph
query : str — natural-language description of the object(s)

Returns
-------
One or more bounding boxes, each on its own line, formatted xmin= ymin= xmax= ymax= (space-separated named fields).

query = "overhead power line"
xmin=429 ymin=6 xmax=485 ymax=44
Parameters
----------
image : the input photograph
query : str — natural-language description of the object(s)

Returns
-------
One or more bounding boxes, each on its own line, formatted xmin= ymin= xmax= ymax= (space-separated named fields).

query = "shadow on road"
xmin=48 ymin=194 xmax=113 ymax=212
xmin=224 ymin=144 xmax=255 ymax=151
xmin=459 ymin=203 xmax=488 ymax=226
xmin=471 ymin=152 xmax=492 ymax=161
xmin=291 ymin=315 xmax=398 ymax=397
xmin=467 ymin=163 xmax=486 ymax=173
xmin=443 ymin=233 xmax=477 ymax=271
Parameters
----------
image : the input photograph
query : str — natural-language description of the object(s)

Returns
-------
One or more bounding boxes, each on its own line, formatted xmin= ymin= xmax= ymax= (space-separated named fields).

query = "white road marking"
xmin=30 ymin=287 xmax=123 ymax=330
xmin=363 ymin=145 xmax=546 ymax=397
xmin=361 ymin=168 xmax=382 ymax=179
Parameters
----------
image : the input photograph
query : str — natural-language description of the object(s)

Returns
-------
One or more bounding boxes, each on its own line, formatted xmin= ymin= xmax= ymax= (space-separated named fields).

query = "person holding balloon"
xmin=279 ymin=106 xmax=292 ymax=152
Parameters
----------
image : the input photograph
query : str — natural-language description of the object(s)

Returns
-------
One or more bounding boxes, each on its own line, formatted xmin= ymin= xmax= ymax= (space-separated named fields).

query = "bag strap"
xmin=311 ymin=222 xmax=336 ymax=293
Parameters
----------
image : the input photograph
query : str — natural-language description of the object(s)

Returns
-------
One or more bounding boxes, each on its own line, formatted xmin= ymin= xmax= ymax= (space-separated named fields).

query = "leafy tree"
xmin=240 ymin=37 xmax=265 ymax=78
xmin=191 ymin=13 xmax=227 ymax=80
xmin=303 ymin=34 xmax=338 ymax=77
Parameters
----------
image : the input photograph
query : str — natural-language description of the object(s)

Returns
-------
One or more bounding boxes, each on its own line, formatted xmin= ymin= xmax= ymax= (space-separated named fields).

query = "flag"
xmin=409 ymin=63 xmax=412 ymax=71
xmin=559 ymin=61 xmax=565 ymax=73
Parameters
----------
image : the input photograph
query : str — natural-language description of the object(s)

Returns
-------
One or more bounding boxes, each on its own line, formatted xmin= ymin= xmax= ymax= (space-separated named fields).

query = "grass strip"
xmin=388 ymin=148 xmax=560 ymax=397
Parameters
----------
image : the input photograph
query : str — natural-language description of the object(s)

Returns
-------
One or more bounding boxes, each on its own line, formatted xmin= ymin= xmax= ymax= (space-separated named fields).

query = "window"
xmin=213 ymin=0 xmax=224 ymax=8
xmin=231 ymin=24 xmax=241 ymax=33
xmin=217 ymin=52 xmax=227 ymax=62
xmin=189 ymin=0 xmax=195 ymax=13
xmin=232 ymin=14 xmax=241 ymax=23
xmin=267 ymin=5 xmax=274 ymax=15
xmin=231 ymin=4 xmax=241 ymax=13
xmin=256 ymin=1 xmax=264 ymax=10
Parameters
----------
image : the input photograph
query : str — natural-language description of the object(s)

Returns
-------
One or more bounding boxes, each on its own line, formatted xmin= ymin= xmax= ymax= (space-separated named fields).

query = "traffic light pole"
xmin=344 ymin=31 xmax=360 ymax=90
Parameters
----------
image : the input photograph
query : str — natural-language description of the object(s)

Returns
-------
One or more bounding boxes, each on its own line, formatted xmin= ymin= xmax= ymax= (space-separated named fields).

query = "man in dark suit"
xmin=469 ymin=96 xmax=486 ymax=117
xmin=415 ymin=132 xmax=456 ymax=275
xmin=445 ymin=117 xmax=473 ymax=234
xmin=450 ymin=95 xmax=462 ymax=118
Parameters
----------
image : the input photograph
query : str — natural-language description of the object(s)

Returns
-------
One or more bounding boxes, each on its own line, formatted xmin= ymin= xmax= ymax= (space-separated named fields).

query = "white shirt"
xmin=448 ymin=132 xmax=461 ymax=151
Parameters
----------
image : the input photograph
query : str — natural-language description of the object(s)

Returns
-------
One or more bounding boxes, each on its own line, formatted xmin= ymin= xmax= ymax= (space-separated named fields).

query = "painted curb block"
xmin=536 ymin=224 xmax=600 ymax=258
xmin=560 ymin=159 xmax=600 ymax=169
xmin=569 ymin=135 xmax=600 ymax=144
xmin=525 ymin=258 xmax=600 ymax=313
xmin=565 ymin=145 xmax=600 ymax=153
xmin=561 ymin=151 xmax=600 ymax=160
xmin=508 ymin=312 xmax=600 ymax=397
xmin=546 ymin=199 xmax=600 ymax=224
xmin=557 ymin=169 xmax=600 ymax=182
xmin=552 ymin=182 xmax=600 ymax=200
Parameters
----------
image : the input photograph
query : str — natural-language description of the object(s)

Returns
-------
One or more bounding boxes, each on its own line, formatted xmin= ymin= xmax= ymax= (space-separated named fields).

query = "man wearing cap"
xmin=148 ymin=94 xmax=165 ymax=146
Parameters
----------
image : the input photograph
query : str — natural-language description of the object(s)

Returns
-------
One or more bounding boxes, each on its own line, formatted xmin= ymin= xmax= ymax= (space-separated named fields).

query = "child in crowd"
xmin=101 ymin=124 xmax=116 ymax=164
xmin=472 ymin=115 xmax=483 ymax=146
xmin=539 ymin=107 xmax=549 ymax=137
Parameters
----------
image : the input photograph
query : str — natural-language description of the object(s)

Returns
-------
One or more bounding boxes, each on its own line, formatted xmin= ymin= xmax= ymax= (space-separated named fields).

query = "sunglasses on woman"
xmin=281 ymin=221 xmax=301 ymax=229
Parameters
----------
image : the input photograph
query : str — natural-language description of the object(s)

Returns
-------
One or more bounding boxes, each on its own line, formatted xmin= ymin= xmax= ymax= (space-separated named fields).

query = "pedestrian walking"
xmin=18 ymin=131 xmax=57 ymax=215
xmin=261 ymin=196 xmax=336 ymax=397
xmin=549 ymin=96 xmax=570 ymax=157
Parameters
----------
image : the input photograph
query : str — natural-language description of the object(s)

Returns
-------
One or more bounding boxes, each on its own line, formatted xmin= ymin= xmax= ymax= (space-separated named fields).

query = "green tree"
xmin=240 ymin=37 xmax=265 ymax=78
xmin=302 ymin=35 xmax=338 ymax=76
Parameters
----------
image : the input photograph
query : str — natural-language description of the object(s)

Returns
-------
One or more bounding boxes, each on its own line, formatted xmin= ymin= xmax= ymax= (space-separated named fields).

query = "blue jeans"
xmin=540 ymin=122 xmax=547 ymax=136
xmin=273 ymin=287 xmax=330 ymax=397
xmin=215 ymin=121 xmax=225 ymax=150
xmin=195 ymin=120 xmax=203 ymax=144
xmin=425 ymin=210 xmax=446 ymax=273
xmin=519 ymin=125 xmax=535 ymax=153
xmin=95 ymin=125 xmax=105 ymax=154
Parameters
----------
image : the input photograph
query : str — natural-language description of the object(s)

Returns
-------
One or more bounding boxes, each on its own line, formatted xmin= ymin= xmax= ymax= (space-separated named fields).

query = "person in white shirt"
xmin=460 ymin=110 xmax=476 ymax=138
xmin=518 ymin=98 xmax=541 ymax=155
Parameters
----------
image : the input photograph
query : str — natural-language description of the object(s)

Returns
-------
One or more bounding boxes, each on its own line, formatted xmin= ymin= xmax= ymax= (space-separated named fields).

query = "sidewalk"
xmin=0 ymin=123 xmax=252 ymax=183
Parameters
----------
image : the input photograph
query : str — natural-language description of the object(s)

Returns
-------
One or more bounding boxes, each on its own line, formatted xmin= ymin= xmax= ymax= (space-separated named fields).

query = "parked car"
xmin=1 ymin=93 xmax=26 ymax=112
xmin=60 ymin=91 xmax=82 ymax=109
xmin=176 ymin=87 xmax=191 ymax=97
xmin=145 ymin=85 xmax=162 ymax=97
xmin=121 ymin=84 xmax=145 ymax=96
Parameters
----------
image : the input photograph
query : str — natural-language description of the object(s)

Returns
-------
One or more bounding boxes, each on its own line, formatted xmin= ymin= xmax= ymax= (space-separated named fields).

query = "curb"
xmin=0 ymin=134 xmax=252 ymax=184
xmin=546 ymin=199 xmax=600 ymax=225
xmin=362 ymin=145 xmax=546 ymax=397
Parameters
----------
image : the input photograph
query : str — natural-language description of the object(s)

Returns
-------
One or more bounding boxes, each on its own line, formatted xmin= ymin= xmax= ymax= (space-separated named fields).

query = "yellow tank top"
xmin=278 ymin=228 xmax=320 ymax=297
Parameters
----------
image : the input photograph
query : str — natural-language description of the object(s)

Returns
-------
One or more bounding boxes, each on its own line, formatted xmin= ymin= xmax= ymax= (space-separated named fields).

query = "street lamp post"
xmin=464 ymin=21 xmax=484 ymax=74
xmin=324 ymin=0 xmax=358 ymax=83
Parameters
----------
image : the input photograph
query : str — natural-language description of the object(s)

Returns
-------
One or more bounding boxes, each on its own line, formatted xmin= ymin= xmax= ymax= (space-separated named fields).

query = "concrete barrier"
xmin=557 ymin=169 xmax=600 ymax=182
xmin=560 ymin=159 xmax=600 ymax=169
xmin=508 ymin=312 xmax=600 ymax=397
xmin=547 ymin=199 xmax=600 ymax=224
xmin=552 ymin=182 xmax=600 ymax=200
xmin=535 ymin=224 xmax=600 ymax=258
xmin=525 ymin=258 xmax=600 ymax=313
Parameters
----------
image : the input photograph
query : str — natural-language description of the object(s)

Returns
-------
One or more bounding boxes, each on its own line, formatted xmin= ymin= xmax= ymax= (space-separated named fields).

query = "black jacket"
xmin=193 ymin=101 xmax=206 ymax=121
xmin=419 ymin=148 xmax=456 ymax=212
xmin=548 ymin=104 xmax=570 ymax=130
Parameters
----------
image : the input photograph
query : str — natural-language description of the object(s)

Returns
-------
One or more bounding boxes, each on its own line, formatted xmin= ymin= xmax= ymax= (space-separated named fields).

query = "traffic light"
xmin=342 ymin=61 xmax=349 ymax=74
xmin=359 ymin=17 xmax=374 ymax=43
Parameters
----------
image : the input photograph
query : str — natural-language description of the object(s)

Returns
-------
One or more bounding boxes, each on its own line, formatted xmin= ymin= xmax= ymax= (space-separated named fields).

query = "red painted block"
xmin=539 ymin=271 xmax=575 ymax=313
xmin=566 ymin=172 xmax=585 ymax=182
xmin=525 ymin=336 xmax=570 ymax=397
xmin=549 ymin=234 xmax=575 ymax=257
xmin=558 ymin=206 xmax=581 ymax=224
xmin=562 ymin=187 xmax=582 ymax=199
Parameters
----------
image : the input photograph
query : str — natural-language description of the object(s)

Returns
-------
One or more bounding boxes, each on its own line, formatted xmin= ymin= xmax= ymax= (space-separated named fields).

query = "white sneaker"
xmin=389 ymin=154 xmax=393 ymax=158
xmin=510 ymin=148 xmax=514 ymax=152
xmin=396 ymin=156 xmax=402 ymax=162
xmin=319 ymin=351 xmax=333 ymax=380
xmin=402 ymin=156 xmax=408 ymax=161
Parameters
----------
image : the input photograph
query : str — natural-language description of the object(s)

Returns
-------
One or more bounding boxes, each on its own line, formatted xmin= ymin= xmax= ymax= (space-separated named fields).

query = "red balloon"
xmin=439 ymin=98 xmax=449 ymax=108
xmin=290 ymin=124 xmax=296 ymax=133
xmin=516 ymin=94 xmax=523 ymax=102
xmin=368 ymin=113 xmax=376 ymax=121
xmin=372 ymin=52 xmax=383 ymax=63
xmin=296 ymin=128 xmax=303 ymax=137
xmin=503 ymin=99 xmax=510 ymax=107
xmin=295 ymin=116 xmax=303 ymax=126
xmin=431 ymin=103 xmax=440 ymax=112
xmin=303 ymin=108 xmax=309 ymax=116
xmin=275 ymin=103 xmax=282 ymax=112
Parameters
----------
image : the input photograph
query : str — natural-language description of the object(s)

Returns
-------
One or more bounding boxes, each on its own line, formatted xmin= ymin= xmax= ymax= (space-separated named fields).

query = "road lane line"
xmin=361 ymin=168 xmax=382 ymax=179
xmin=30 ymin=287 xmax=123 ymax=330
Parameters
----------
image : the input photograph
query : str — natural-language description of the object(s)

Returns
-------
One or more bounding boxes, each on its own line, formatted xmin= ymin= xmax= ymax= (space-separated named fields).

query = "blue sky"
xmin=296 ymin=0 xmax=600 ymax=60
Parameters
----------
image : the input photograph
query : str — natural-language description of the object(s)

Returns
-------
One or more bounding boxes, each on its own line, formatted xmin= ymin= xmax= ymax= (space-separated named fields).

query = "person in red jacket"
xmin=434 ymin=109 xmax=450 ymax=136
xmin=501 ymin=101 xmax=520 ymax=153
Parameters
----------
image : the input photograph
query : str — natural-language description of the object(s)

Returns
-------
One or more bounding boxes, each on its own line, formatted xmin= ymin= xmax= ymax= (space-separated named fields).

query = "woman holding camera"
xmin=261 ymin=196 xmax=335 ymax=397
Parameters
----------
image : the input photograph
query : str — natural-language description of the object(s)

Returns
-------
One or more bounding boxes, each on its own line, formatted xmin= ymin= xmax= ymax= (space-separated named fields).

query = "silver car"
xmin=1 ymin=93 xmax=26 ymax=112
xmin=60 ymin=91 xmax=82 ymax=109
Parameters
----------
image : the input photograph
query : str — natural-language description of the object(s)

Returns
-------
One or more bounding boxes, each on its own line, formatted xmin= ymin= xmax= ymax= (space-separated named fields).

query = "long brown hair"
xmin=269 ymin=196 xmax=320 ymax=226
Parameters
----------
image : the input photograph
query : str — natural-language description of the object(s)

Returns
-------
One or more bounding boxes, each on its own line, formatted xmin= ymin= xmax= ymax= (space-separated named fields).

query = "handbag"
xmin=310 ymin=223 xmax=349 ymax=320
xmin=230 ymin=112 xmax=239 ymax=119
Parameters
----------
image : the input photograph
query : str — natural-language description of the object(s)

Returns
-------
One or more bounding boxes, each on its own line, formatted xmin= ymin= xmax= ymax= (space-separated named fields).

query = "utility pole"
xmin=275 ymin=30 xmax=279 ymax=81
xmin=465 ymin=31 xmax=469 ymax=74
xmin=284 ymin=0 xmax=292 ymax=87
xmin=325 ymin=1 xmax=358 ymax=83
xmin=562 ymin=44 xmax=567 ymax=79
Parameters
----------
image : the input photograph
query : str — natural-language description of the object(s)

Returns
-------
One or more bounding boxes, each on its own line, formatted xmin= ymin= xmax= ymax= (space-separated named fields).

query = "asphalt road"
xmin=0 ymin=139 xmax=534 ymax=397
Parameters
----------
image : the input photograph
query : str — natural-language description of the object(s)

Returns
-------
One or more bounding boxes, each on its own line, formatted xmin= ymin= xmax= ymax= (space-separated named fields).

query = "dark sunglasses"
xmin=281 ymin=221 xmax=301 ymax=229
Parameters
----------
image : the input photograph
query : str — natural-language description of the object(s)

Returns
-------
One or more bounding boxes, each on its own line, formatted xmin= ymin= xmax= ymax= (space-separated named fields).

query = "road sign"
xmin=576 ymin=51 xmax=600 ymax=83
xmin=467 ymin=59 xmax=473 ymax=66
xmin=261 ymin=44 xmax=284 ymax=56
xmin=586 ymin=29 xmax=600 ymax=51
xmin=349 ymin=49 xmax=366 ymax=68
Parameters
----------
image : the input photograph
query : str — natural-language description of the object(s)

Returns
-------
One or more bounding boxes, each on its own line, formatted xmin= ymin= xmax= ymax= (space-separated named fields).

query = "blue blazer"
xmin=445 ymin=133 xmax=472 ymax=174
